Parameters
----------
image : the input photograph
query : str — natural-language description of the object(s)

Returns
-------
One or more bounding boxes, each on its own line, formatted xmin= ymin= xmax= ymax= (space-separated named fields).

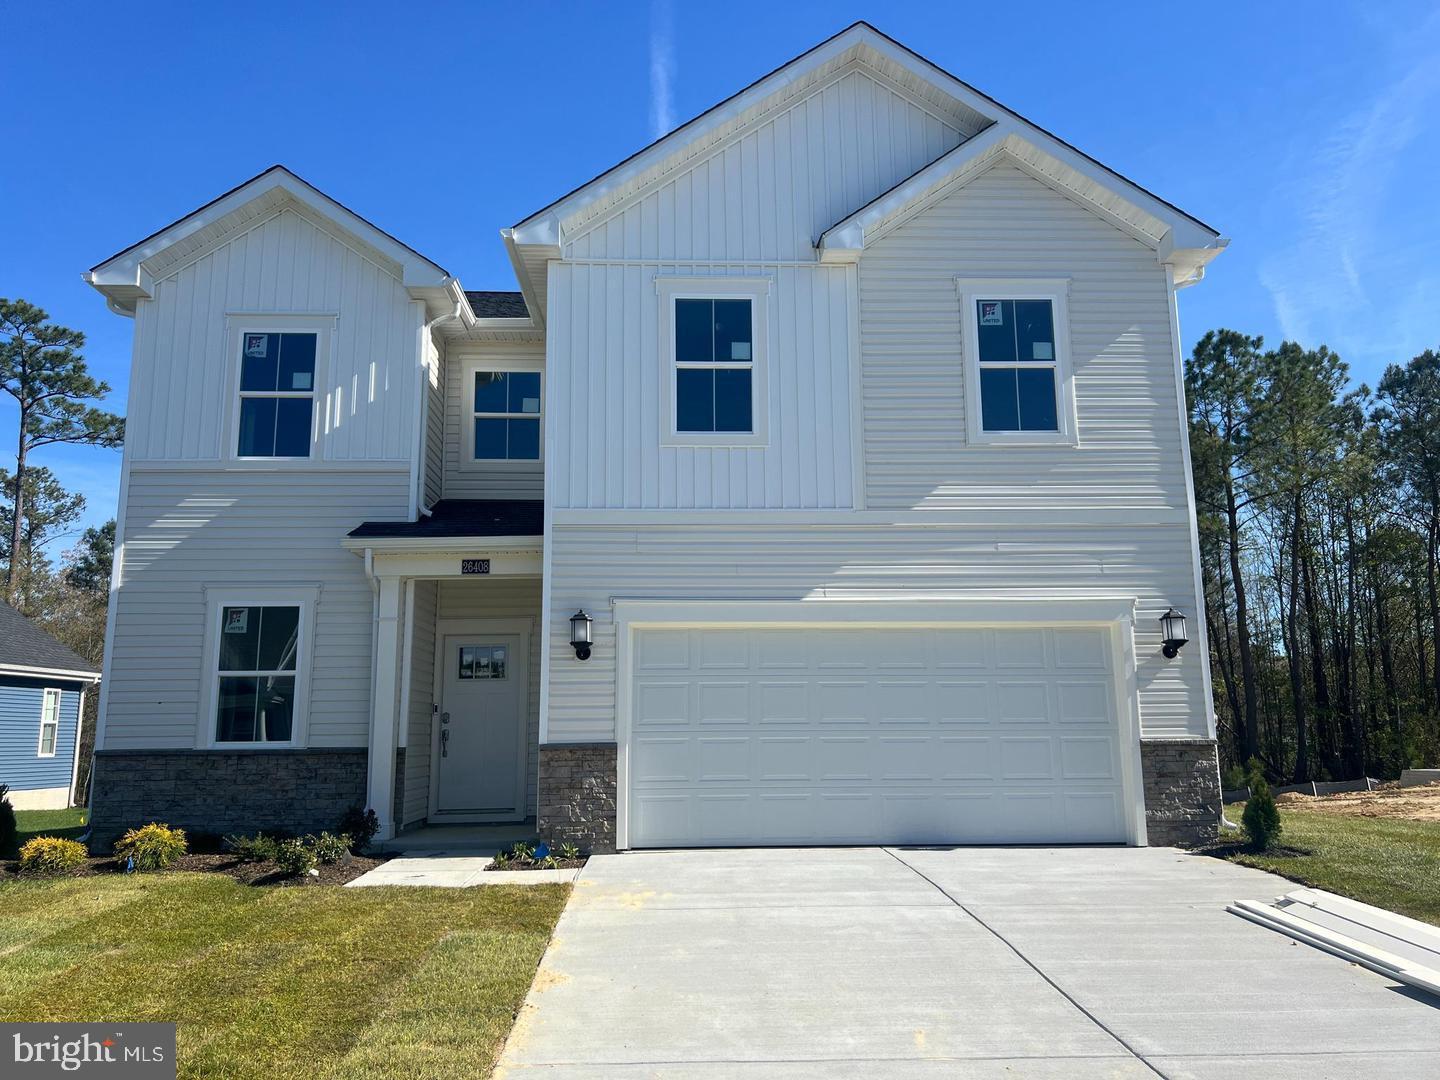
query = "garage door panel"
xmin=628 ymin=625 xmax=1130 ymax=847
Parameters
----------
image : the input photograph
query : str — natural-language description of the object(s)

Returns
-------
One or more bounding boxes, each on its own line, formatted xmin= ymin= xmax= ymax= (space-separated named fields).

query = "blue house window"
xmin=473 ymin=370 xmax=541 ymax=460
xmin=37 ymin=689 xmax=60 ymax=757
xmin=216 ymin=605 xmax=299 ymax=743
xmin=237 ymin=332 xmax=317 ymax=458
xmin=674 ymin=298 xmax=754 ymax=433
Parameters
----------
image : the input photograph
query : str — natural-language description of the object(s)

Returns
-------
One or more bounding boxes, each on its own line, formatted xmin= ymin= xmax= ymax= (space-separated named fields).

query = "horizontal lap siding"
xmin=423 ymin=339 xmax=444 ymax=505
xmin=860 ymin=163 xmax=1188 ymax=512
xmin=443 ymin=343 xmax=545 ymax=500
xmin=128 ymin=208 xmax=418 ymax=464
xmin=546 ymin=524 xmax=1206 ymax=743
xmin=549 ymin=262 xmax=856 ymax=509
xmin=437 ymin=578 xmax=543 ymax=814
xmin=105 ymin=470 xmax=410 ymax=749
xmin=0 ymin=681 xmax=80 ymax=791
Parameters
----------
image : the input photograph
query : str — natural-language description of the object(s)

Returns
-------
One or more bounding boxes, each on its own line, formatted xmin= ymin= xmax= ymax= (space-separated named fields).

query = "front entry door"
xmin=436 ymin=633 xmax=526 ymax=819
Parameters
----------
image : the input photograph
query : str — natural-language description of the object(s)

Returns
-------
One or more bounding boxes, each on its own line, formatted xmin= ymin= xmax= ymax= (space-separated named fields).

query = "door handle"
xmin=441 ymin=727 xmax=450 ymax=758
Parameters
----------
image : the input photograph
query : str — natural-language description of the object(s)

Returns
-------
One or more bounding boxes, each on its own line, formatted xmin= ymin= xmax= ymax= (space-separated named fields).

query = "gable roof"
xmin=0 ymin=602 xmax=99 ymax=679
xmin=509 ymin=21 xmax=1225 ymax=305
xmin=85 ymin=166 xmax=454 ymax=317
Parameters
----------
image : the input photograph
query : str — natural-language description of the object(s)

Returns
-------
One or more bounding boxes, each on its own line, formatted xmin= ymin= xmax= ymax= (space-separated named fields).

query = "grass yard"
xmin=1219 ymin=801 xmax=1440 ymax=926
xmin=12 ymin=807 xmax=89 ymax=850
xmin=0 ymin=873 xmax=568 ymax=1079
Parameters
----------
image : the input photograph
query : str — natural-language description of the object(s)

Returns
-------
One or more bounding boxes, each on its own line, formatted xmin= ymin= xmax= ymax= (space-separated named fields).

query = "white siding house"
xmin=85 ymin=22 xmax=1226 ymax=851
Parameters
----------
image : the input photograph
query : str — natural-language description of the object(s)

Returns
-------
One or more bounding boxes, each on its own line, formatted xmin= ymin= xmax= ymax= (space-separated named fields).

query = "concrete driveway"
xmin=496 ymin=847 xmax=1440 ymax=1079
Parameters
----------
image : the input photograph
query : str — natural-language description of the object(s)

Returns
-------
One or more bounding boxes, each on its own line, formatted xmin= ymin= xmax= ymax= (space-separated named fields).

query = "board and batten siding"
xmin=859 ymin=162 xmax=1191 ymax=513
xmin=125 ymin=207 xmax=421 ymax=464
xmin=403 ymin=580 xmax=438 ymax=826
xmin=104 ymin=469 xmax=411 ymax=749
xmin=443 ymin=343 xmax=545 ymax=500
xmin=545 ymin=522 xmax=1207 ymax=744
xmin=565 ymin=68 xmax=965 ymax=264
xmin=0 ymin=678 xmax=81 ymax=792
xmin=437 ymin=578 xmax=542 ymax=815
xmin=547 ymin=262 xmax=857 ymax=509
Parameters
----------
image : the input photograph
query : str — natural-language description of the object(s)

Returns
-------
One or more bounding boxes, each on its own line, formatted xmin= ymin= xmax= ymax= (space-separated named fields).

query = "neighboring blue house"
xmin=0 ymin=602 xmax=100 ymax=810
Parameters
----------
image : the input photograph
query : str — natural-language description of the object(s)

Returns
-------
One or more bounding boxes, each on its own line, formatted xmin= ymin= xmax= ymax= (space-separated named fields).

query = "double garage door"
xmin=627 ymin=624 xmax=1133 ymax=848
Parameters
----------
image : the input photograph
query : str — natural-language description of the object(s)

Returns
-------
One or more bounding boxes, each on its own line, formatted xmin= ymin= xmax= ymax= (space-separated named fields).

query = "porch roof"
xmin=348 ymin=499 xmax=543 ymax=540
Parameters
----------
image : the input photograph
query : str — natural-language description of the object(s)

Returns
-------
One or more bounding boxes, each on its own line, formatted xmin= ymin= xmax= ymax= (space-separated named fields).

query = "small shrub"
xmin=273 ymin=838 xmax=317 ymax=877
xmin=225 ymin=833 xmax=281 ymax=863
xmin=114 ymin=823 xmax=188 ymax=871
xmin=336 ymin=806 xmax=379 ymax=853
xmin=18 ymin=836 xmax=88 ymax=875
xmin=309 ymin=832 xmax=351 ymax=865
xmin=557 ymin=842 xmax=581 ymax=861
xmin=510 ymin=841 xmax=535 ymax=862
xmin=1242 ymin=762 xmax=1283 ymax=852
xmin=0 ymin=785 xmax=16 ymax=859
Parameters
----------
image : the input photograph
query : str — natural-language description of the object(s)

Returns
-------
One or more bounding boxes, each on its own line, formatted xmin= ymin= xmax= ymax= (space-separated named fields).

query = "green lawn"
xmin=13 ymin=807 xmax=89 ymax=850
xmin=1220 ymin=802 xmax=1440 ymax=926
xmin=0 ymin=874 xmax=568 ymax=1079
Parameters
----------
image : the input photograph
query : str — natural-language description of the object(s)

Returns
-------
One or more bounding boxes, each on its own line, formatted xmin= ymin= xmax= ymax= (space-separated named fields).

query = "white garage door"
xmin=627 ymin=625 xmax=1131 ymax=847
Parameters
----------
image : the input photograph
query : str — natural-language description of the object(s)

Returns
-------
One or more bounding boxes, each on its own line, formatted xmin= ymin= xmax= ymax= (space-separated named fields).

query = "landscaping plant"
xmin=18 ymin=836 xmax=88 ymax=874
xmin=224 ymin=833 xmax=282 ymax=863
xmin=114 ymin=823 xmax=188 ymax=871
xmin=336 ymin=806 xmax=379 ymax=853
xmin=0 ymin=784 xmax=16 ymax=858
xmin=1242 ymin=759 xmax=1283 ymax=851
xmin=273 ymin=837 xmax=317 ymax=877
xmin=309 ymin=832 xmax=351 ymax=865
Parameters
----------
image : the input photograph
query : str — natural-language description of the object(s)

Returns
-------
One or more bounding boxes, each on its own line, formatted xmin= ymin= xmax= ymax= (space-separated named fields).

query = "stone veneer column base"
xmin=538 ymin=743 xmax=617 ymax=854
xmin=89 ymin=749 xmax=368 ymax=852
xmin=1141 ymin=739 xmax=1222 ymax=847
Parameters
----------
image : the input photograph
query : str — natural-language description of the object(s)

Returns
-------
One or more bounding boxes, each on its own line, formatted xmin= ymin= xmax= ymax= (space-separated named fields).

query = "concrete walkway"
xmin=495 ymin=847 xmax=1440 ymax=1078
xmin=345 ymin=851 xmax=579 ymax=887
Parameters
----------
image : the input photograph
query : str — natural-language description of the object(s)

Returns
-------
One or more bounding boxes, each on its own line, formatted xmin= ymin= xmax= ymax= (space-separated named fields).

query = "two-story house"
xmin=83 ymin=23 xmax=1226 ymax=852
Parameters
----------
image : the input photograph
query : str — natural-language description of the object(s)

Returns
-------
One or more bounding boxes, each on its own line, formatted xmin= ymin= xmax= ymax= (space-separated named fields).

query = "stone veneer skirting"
xmin=1140 ymin=739 xmax=1222 ymax=847
xmin=88 ymin=748 xmax=368 ymax=851
xmin=538 ymin=743 xmax=618 ymax=853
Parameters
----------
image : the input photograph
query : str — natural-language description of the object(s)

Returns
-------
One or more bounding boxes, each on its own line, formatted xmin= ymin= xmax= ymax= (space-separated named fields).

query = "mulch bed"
xmin=486 ymin=855 xmax=587 ymax=873
xmin=1 ymin=851 xmax=393 ymax=887
xmin=1194 ymin=838 xmax=1313 ymax=860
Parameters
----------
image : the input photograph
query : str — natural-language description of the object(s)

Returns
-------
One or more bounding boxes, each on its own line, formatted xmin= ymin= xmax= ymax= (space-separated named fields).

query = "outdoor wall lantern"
xmin=570 ymin=609 xmax=594 ymax=661
xmin=1159 ymin=608 xmax=1189 ymax=658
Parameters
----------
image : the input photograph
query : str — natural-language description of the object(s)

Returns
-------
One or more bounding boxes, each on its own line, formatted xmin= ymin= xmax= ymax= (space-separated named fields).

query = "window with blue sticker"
xmin=474 ymin=370 xmax=542 ymax=460
xmin=237 ymin=332 xmax=317 ymax=457
xmin=674 ymin=298 xmax=753 ymax=433
xmin=974 ymin=299 xmax=1060 ymax=433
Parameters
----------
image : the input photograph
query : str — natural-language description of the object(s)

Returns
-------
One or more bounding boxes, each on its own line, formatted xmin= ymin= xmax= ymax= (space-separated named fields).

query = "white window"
xmin=957 ymin=280 xmax=1075 ymax=445
xmin=37 ymin=689 xmax=60 ymax=757
xmin=471 ymin=368 xmax=541 ymax=461
xmin=200 ymin=587 xmax=318 ymax=748
xmin=658 ymin=277 xmax=770 ymax=447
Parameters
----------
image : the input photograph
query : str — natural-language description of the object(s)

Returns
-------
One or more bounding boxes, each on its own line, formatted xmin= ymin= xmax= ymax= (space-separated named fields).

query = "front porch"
xmin=345 ymin=499 xmax=545 ymax=843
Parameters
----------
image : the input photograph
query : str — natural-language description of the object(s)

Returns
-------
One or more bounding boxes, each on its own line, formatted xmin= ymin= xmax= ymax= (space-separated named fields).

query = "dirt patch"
xmin=2 ymin=851 xmax=393 ymax=887
xmin=1273 ymin=781 xmax=1440 ymax=822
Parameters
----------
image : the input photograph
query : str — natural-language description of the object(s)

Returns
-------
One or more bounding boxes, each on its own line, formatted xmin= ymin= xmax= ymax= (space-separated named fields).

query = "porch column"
xmin=367 ymin=576 xmax=404 ymax=842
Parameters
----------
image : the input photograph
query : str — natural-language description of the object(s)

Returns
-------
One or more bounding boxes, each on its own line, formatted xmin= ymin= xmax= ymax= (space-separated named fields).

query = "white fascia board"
xmin=502 ymin=228 xmax=549 ymax=329
xmin=0 ymin=662 xmax=100 ymax=682
xmin=819 ymin=123 xmax=1013 ymax=260
xmin=87 ymin=167 xmax=450 ymax=313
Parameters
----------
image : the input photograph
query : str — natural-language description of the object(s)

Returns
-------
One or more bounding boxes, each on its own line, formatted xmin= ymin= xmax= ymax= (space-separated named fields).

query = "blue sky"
xmin=2 ymin=1 xmax=1437 ymax=553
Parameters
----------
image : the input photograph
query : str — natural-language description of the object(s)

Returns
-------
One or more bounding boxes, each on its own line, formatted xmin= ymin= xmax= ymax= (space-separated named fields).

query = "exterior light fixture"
xmin=1159 ymin=608 xmax=1189 ymax=658
xmin=569 ymin=609 xmax=593 ymax=661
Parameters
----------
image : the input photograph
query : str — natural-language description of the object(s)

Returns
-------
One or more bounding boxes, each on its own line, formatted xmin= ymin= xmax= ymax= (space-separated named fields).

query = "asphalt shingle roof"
xmin=465 ymin=291 xmax=529 ymax=319
xmin=347 ymin=499 xmax=543 ymax=540
xmin=0 ymin=601 xmax=99 ymax=675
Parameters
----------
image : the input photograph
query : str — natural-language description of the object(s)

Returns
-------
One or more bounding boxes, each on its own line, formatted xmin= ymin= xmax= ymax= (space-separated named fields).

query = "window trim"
xmin=461 ymin=356 xmax=545 ymax=466
xmin=657 ymin=276 xmax=771 ymax=448
xmin=37 ymin=688 xmax=60 ymax=758
xmin=225 ymin=315 xmax=334 ymax=463
xmin=955 ymin=278 xmax=1077 ymax=446
xmin=197 ymin=585 xmax=320 ymax=749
